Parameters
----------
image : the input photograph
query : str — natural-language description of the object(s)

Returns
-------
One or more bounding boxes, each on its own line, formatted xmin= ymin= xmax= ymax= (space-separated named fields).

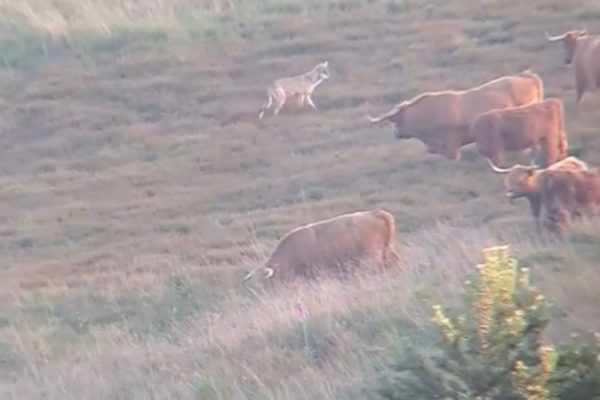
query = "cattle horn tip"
xmin=545 ymin=31 xmax=566 ymax=42
xmin=264 ymin=267 xmax=274 ymax=279
xmin=486 ymin=158 xmax=512 ymax=174
xmin=242 ymin=269 xmax=255 ymax=282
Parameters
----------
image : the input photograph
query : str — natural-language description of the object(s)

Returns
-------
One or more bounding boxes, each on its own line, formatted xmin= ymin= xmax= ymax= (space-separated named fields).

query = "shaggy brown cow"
xmin=367 ymin=71 xmax=544 ymax=160
xmin=472 ymin=98 xmax=568 ymax=168
xmin=487 ymin=156 xmax=589 ymax=230
xmin=242 ymin=209 xmax=400 ymax=285
xmin=539 ymin=168 xmax=600 ymax=232
xmin=546 ymin=29 xmax=600 ymax=103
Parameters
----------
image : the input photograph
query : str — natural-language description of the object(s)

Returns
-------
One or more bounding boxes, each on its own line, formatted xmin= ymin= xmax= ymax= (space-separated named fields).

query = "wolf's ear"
xmin=322 ymin=61 xmax=329 ymax=67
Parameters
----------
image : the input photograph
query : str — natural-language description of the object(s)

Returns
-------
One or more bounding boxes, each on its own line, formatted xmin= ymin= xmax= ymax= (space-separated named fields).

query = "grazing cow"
xmin=242 ymin=209 xmax=401 ymax=285
xmin=539 ymin=168 xmax=600 ymax=232
xmin=367 ymin=71 xmax=544 ymax=160
xmin=472 ymin=98 xmax=568 ymax=168
xmin=545 ymin=29 xmax=600 ymax=103
xmin=487 ymin=156 xmax=589 ymax=230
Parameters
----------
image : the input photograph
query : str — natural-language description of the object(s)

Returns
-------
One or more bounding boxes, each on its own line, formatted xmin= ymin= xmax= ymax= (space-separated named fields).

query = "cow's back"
xmin=401 ymin=73 xmax=543 ymax=148
xmin=485 ymin=72 xmax=543 ymax=104
xmin=575 ymin=36 xmax=600 ymax=75
xmin=312 ymin=210 xmax=392 ymax=263
xmin=540 ymin=170 xmax=573 ymax=214
xmin=266 ymin=210 xmax=394 ymax=278
xmin=266 ymin=224 xmax=320 ymax=279
xmin=498 ymin=98 xmax=561 ymax=141
xmin=461 ymin=73 xmax=543 ymax=134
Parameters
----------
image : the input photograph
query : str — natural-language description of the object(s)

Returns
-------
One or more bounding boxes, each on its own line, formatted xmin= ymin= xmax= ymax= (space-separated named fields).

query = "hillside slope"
xmin=0 ymin=0 xmax=599 ymax=398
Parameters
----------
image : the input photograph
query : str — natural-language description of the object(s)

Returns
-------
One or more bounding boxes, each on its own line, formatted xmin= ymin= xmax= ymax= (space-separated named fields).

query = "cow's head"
xmin=367 ymin=101 xmax=412 ymax=139
xmin=545 ymin=29 xmax=587 ymax=65
xmin=487 ymin=158 xmax=539 ymax=199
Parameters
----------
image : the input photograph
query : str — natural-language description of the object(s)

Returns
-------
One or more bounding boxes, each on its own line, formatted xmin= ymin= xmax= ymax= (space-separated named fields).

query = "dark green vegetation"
xmin=372 ymin=246 xmax=600 ymax=400
xmin=0 ymin=0 xmax=599 ymax=398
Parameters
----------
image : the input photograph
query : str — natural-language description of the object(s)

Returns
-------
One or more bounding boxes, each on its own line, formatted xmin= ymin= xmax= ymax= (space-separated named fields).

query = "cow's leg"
xmin=522 ymin=146 xmax=537 ymax=165
xmin=553 ymin=209 xmax=571 ymax=238
xmin=384 ymin=249 xmax=402 ymax=269
xmin=530 ymin=196 xmax=542 ymax=233
xmin=575 ymin=74 xmax=586 ymax=104
xmin=530 ymin=146 xmax=539 ymax=165
xmin=537 ymin=140 xmax=549 ymax=168
xmin=442 ymin=133 xmax=462 ymax=161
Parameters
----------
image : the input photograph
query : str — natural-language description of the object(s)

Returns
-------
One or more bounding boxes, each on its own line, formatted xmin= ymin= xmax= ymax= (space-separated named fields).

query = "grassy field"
xmin=1 ymin=0 xmax=600 ymax=398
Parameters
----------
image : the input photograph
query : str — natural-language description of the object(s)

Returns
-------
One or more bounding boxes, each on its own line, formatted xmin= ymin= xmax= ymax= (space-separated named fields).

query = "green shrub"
xmin=371 ymin=246 xmax=600 ymax=400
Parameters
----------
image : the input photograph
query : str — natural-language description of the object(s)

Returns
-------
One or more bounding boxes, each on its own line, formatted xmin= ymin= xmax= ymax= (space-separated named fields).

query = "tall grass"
xmin=1 ymin=222 xmax=597 ymax=399
xmin=0 ymin=0 xmax=370 ymax=68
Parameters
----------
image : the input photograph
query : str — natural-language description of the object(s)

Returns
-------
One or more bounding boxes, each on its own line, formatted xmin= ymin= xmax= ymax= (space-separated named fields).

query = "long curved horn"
xmin=264 ymin=267 xmax=274 ymax=279
xmin=242 ymin=268 xmax=256 ymax=282
xmin=367 ymin=102 xmax=406 ymax=123
xmin=486 ymin=158 xmax=512 ymax=174
xmin=545 ymin=31 xmax=567 ymax=42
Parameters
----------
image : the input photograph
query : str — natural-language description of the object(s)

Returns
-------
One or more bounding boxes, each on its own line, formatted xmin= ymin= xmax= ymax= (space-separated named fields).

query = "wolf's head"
xmin=313 ymin=61 xmax=330 ymax=81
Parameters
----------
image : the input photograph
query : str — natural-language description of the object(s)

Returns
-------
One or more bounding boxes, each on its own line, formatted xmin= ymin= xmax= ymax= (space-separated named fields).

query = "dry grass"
xmin=1 ymin=0 xmax=600 ymax=398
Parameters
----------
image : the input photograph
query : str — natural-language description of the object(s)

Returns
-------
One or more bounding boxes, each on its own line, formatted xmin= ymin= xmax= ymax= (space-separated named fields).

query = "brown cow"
xmin=487 ymin=156 xmax=589 ymax=230
xmin=367 ymin=71 xmax=544 ymax=160
xmin=242 ymin=209 xmax=400 ymax=285
xmin=539 ymin=168 xmax=600 ymax=232
xmin=545 ymin=29 xmax=600 ymax=103
xmin=472 ymin=98 xmax=568 ymax=168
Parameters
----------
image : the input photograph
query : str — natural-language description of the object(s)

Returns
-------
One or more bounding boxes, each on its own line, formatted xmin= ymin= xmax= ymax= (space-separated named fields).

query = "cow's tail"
xmin=556 ymin=100 xmax=568 ymax=159
xmin=520 ymin=69 xmax=544 ymax=100
xmin=535 ymin=75 xmax=545 ymax=101
xmin=529 ymin=71 xmax=544 ymax=101
xmin=385 ymin=248 xmax=403 ymax=268
xmin=373 ymin=209 xmax=400 ymax=266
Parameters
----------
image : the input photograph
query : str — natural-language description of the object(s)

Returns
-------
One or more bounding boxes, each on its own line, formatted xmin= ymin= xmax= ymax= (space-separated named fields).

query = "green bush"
xmin=371 ymin=246 xmax=600 ymax=400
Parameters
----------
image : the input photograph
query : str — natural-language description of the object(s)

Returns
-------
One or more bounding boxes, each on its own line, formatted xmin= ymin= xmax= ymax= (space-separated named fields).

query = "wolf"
xmin=258 ymin=61 xmax=330 ymax=119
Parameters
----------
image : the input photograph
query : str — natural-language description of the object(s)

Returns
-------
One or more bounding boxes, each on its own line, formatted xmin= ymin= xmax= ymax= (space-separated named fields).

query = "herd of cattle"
xmin=244 ymin=29 xmax=600 ymax=286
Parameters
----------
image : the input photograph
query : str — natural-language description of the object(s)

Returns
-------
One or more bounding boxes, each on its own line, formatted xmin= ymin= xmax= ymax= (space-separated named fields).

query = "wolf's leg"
xmin=272 ymin=89 xmax=287 ymax=116
xmin=297 ymin=93 xmax=306 ymax=107
xmin=258 ymin=92 xmax=273 ymax=119
xmin=306 ymin=94 xmax=318 ymax=110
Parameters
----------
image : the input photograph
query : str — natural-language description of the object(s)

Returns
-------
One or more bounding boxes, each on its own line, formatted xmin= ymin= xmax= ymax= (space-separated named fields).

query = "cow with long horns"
xmin=487 ymin=156 xmax=589 ymax=230
xmin=242 ymin=209 xmax=401 ymax=286
xmin=545 ymin=29 xmax=600 ymax=103
xmin=367 ymin=72 xmax=544 ymax=160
